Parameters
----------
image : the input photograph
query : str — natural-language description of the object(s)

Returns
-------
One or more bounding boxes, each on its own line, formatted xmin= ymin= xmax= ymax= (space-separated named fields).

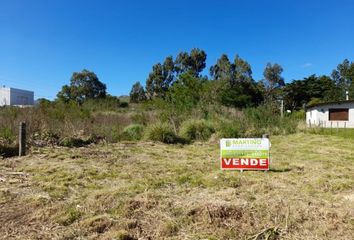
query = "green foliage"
xmin=144 ymin=122 xmax=187 ymax=144
xmin=210 ymin=54 xmax=232 ymax=81
xmin=59 ymin=137 xmax=92 ymax=148
xmin=0 ymin=127 xmax=15 ymax=144
xmin=291 ymin=110 xmax=305 ymax=120
xmin=180 ymin=119 xmax=215 ymax=141
xmin=129 ymin=82 xmax=146 ymax=103
xmin=331 ymin=59 xmax=354 ymax=100
xmin=262 ymin=63 xmax=285 ymax=102
xmin=175 ymin=48 xmax=207 ymax=77
xmin=216 ymin=120 xmax=243 ymax=138
xmin=121 ymin=124 xmax=144 ymax=141
xmin=167 ymin=73 xmax=204 ymax=112
xmin=220 ymin=81 xmax=262 ymax=108
xmin=119 ymin=102 xmax=129 ymax=108
xmin=309 ymin=127 xmax=354 ymax=139
xmin=56 ymin=206 xmax=82 ymax=226
xmin=244 ymin=105 xmax=298 ymax=136
xmin=307 ymin=97 xmax=323 ymax=106
xmin=146 ymin=56 xmax=175 ymax=99
xmin=283 ymin=75 xmax=338 ymax=110
xmin=210 ymin=54 xmax=263 ymax=108
xmin=82 ymin=95 xmax=120 ymax=111
xmin=153 ymin=73 xmax=205 ymax=129
xmin=57 ymin=69 xmax=106 ymax=103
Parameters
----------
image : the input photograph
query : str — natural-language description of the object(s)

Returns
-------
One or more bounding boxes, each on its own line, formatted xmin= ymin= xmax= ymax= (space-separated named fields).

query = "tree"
xmin=209 ymin=54 xmax=262 ymax=108
xmin=168 ymin=72 xmax=204 ymax=108
xmin=165 ymin=72 xmax=204 ymax=129
xmin=283 ymin=75 xmax=338 ymax=110
xmin=130 ymin=82 xmax=146 ymax=103
xmin=145 ymin=56 xmax=175 ymax=99
xmin=262 ymin=63 xmax=285 ymax=102
xmin=175 ymin=48 xmax=207 ymax=77
xmin=233 ymin=55 xmax=252 ymax=83
xmin=331 ymin=59 xmax=354 ymax=100
xmin=57 ymin=69 xmax=106 ymax=103
xmin=210 ymin=54 xmax=232 ymax=81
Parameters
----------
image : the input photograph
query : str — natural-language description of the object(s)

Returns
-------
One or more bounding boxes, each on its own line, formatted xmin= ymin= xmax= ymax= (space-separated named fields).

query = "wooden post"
xmin=19 ymin=122 xmax=26 ymax=157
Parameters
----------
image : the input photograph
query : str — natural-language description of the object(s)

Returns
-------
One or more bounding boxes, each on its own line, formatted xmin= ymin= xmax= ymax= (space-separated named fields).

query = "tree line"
xmin=130 ymin=49 xmax=354 ymax=110
xmin=53 ymin=48 xmax=354 ymax=111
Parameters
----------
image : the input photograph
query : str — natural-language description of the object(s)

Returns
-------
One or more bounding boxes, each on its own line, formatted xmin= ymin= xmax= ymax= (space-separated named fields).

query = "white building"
xmin=0 ymin=87 xmax=34 ymax=106
xmin=306 ymin=101 xmax=354 ymax=128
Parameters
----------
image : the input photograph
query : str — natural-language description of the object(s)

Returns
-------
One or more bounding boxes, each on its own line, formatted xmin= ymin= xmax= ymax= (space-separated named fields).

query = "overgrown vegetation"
xmin=0 ymin=102 xmax=302 ymax=155
xmin=2 ymin=53 xmax=352 ymax=151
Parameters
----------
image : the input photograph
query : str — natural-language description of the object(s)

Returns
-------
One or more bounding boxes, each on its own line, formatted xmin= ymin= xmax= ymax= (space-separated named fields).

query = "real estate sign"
xmin=220 ymin=138 xmax=270 ymax=171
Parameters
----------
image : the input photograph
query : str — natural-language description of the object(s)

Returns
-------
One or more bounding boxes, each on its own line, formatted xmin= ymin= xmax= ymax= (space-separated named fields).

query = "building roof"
xmin=306 ymin=100 xmax=354 ymax=109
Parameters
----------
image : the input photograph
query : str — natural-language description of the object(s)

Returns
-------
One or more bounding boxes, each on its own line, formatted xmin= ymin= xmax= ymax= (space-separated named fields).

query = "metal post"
xmin=19 ymin=122 xmax=26 ymax=156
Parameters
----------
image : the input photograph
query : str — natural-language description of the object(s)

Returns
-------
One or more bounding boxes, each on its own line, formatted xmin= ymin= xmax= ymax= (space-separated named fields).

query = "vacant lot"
xmin=1 ymin=133 xmax=354 ymax=240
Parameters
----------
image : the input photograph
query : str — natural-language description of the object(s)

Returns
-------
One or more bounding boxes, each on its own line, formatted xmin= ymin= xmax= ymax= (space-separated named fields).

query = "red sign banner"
xmin=220 ymin=138 xmax=270 ymax=171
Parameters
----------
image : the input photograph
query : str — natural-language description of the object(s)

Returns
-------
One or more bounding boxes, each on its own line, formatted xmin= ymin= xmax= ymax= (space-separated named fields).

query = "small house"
xmin=0 ymin=87 xmax=34 ymax=107
xmin=306 ymin=100 xmax=354 ymax=128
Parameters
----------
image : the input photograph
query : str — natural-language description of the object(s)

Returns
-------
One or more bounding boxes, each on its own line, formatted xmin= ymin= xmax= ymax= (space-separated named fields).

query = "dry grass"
xmin=0 ymin=133 xmax=354 ymax=239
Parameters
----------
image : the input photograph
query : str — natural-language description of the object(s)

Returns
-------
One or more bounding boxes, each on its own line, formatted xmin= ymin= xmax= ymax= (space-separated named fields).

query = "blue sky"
xmin=1 ymin=0 xmax=354 ymax=99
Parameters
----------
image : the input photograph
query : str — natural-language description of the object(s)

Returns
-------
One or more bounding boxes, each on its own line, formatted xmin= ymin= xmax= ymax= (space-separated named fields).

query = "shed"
xmin=0 ymin=87 xmax=34 ymax=106
xmin=306 ymin=100 xmax=354 ymax=128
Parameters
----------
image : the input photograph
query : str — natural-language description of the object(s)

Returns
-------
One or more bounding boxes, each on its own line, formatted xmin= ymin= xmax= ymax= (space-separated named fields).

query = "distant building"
xmin=306 ymin=100 xmax=354 ymax=128
xmin=0 ymin=87 xmax=34 ymax=106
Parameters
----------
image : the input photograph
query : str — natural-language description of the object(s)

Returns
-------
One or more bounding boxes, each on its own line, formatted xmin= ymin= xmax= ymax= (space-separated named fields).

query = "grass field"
xmin=308 ymin=127 xmax=354 ymax=139
xmin=1 ymin=133 xmax=354 ymax=240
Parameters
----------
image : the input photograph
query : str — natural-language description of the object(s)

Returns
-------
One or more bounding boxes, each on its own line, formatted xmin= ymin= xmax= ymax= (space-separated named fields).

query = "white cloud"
xmin=302 ymin=63 xmax=312 ymax=68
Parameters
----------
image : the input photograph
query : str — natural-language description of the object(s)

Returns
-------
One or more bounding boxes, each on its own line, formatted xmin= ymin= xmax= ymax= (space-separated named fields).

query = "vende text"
xmin=221 ymin=158 xmax=269 ymax=170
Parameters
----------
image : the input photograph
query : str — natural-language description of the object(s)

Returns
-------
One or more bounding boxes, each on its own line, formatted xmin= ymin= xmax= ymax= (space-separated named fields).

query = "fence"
xmin=306 ymin=120 xmax=353 ymax=138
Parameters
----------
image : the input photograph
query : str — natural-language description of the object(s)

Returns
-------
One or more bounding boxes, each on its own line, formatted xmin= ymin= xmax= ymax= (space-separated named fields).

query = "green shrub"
xmin=119 ymin=102 xmax=129 ymax=108
xmin=244 ymin=105 xmax=299 ymax=136
xmin=121 ymin=124 xmax=144 ymax=141
xmin=291 ymin=110 xmax=305 ymax=120
xmin=180 ymin=119 xmax=215 ymax=141
xmin=0 ymin=127 xmax=15 ymax=144
xmin=145 ymin=122 xmax=187 ymax=144
xmin=216 ymin=120 xmax=243 ymax=138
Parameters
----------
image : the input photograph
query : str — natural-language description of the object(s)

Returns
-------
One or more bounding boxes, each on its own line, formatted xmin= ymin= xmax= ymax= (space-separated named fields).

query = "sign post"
xmin=220 ymin=138 xmax=270 ymax=171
